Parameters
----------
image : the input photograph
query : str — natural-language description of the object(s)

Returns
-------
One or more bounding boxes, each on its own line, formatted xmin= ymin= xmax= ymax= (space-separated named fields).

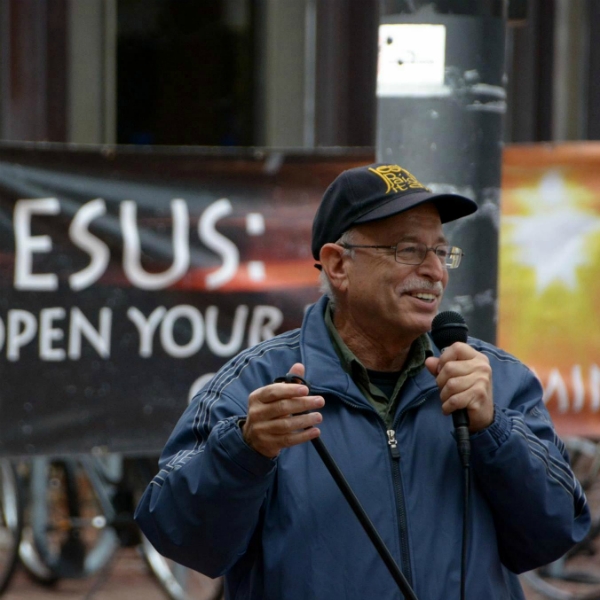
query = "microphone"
xmin=430 ymin=311 xmax=470 ymax=467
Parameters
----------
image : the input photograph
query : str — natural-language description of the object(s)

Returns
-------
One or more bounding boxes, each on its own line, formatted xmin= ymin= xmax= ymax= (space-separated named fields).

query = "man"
xmin=135 ymin=163 xmax=589 ymax=599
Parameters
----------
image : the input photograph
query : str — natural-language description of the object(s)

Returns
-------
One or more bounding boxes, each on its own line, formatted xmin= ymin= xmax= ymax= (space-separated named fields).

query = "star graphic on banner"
xmin=504 ymin=170 xmax=600 ymax=294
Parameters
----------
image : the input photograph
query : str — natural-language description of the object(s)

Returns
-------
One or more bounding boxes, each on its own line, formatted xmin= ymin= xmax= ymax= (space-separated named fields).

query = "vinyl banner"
xmin=499 ymin=143 xmax=600 ymax=437
xmin=0 ymin=144 xmax=371 ymax=456
xmin=3 ymin=142 xmax=596 ymax=456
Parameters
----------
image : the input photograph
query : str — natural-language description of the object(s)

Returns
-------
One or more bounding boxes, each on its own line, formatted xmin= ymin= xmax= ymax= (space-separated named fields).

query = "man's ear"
xmin=319 ymin=243 xmax=349 ymax=292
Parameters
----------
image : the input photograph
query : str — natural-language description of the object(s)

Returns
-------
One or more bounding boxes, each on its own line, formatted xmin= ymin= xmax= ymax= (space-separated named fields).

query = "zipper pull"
xmin=387 ymin=430 xmax=400 ymax=459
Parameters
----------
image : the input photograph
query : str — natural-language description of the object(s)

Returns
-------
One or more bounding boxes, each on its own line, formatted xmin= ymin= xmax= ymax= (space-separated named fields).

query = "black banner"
xmin=0 ymin=143 xmax=372 ymax=456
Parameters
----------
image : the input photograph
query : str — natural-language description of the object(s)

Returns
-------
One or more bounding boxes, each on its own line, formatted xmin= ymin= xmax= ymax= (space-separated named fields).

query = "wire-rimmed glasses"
xmin=339 ymin=242 xmax=464 ymax=269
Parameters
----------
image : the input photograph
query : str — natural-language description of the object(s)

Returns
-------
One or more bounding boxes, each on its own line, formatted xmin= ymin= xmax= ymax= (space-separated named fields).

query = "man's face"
xmin=340 ymin=203 xmax=449 ymax=343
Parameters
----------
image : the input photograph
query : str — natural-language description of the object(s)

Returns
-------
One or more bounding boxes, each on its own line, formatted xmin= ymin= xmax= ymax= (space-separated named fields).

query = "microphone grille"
xmin=430 ymin=311 xmax=468 ymax=350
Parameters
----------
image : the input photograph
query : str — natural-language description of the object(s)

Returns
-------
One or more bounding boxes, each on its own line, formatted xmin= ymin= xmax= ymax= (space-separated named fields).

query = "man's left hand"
xmin=425 ymin=343 xmax=494 ymax=433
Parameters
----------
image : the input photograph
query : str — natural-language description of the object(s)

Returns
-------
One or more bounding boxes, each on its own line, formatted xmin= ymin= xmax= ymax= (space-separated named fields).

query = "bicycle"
xmin=521 ymin=436 xmax=600 ymax=600
xmin=16 ymin=453 xmax=224 ymax=600
xmin=0 ymin=459 xmax=23 ymax=596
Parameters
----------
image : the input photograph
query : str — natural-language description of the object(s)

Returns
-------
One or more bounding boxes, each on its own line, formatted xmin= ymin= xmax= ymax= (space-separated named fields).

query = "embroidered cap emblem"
xmin=368 ymin=164 xmax=430 ymax=194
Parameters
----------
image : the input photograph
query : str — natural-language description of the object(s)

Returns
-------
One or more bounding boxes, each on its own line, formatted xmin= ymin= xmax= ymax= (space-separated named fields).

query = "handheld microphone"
xmin=430 ymin=311 xmax=470 ymax=467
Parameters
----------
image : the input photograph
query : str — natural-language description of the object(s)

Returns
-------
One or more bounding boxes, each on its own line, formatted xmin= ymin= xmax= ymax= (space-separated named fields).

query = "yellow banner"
xmin=499 ymin=143 xmax=600 ymax=437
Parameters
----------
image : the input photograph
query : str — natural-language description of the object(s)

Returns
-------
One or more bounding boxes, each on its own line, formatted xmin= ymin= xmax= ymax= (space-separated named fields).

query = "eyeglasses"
xmin=338 ymin=242 xmax=464 ymax=269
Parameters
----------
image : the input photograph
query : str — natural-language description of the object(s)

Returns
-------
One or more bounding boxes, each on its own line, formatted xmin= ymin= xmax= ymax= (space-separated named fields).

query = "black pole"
xmin=273 ymin=374 xmax=418 ymax=598
xmin=311 ymin=437 xmax=418 ymax=599
xmin=376 ymin=0 xmax=509 ymax=343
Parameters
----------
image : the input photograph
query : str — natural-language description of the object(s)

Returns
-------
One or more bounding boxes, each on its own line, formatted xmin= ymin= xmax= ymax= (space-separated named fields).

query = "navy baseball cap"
xmin=311 ymin=163 xmax=478 ymax=261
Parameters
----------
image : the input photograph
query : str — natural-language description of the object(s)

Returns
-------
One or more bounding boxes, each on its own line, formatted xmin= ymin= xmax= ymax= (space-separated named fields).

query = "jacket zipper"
xmin=312 ymin=386 xmax=437 ymax=592
xmin=385 ymin=427 xmax=412 ymax=586
xmin=384 ymin=389 xmax=438 ymax=591
xmin=387 ymin=429 xmax=401 ymax=459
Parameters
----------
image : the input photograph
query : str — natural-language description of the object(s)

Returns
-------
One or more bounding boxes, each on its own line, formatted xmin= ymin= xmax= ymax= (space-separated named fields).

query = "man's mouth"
xmin=408 ymin=292 xmax=437 ymax=303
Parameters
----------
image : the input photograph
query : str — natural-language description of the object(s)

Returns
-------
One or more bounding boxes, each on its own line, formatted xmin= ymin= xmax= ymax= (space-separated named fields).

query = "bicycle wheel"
xmin=28 ymin=456 xmax=120 ymax=580
xmin=140 ymin=534 xmax=224 ymax=600
xmin=521 ymin=437 xmax=600 ymax=600
xmin=18 ymin=527 xmax=60 ymax=586
xmin=125 ymin=457 xmax=224 ymax=600
xmin=0 ymin=459 xmax=23 ymax=595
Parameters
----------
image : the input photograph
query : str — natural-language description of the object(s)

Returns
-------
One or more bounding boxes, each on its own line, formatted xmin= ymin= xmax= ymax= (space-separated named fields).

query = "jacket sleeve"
xmin=134 ymin=382 xmax=277 ymax=577
xmin=470 ymin=360 xmax=590 ymax=573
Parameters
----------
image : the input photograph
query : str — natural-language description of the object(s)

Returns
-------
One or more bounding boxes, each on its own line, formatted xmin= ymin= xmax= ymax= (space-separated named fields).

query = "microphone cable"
xmin=430 ymin=311 xmax=472 ymax=600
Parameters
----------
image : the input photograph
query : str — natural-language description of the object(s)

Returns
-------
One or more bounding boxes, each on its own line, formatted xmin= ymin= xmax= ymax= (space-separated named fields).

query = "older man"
xmin=136 ymin=163 xmax=589 ymax=600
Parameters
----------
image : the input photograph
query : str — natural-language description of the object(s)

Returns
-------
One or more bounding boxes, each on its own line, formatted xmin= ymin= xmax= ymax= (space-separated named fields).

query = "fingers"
xmin=425 ymin=356 xmax=439 ymax=377
xmin=248 ymin=385 xmax=324 ymax=420
xmin=263 ymin=410 xmax=323 ymax=434
xmin=243 ymin=363 xmax=325 ymax=458
xmin=288 ymin=362 xmax=305 ymax=378
xmin=246 ymin=411 xmax=323 ymax=457
xmin=429 ymin=343 xmax=494 ymax=432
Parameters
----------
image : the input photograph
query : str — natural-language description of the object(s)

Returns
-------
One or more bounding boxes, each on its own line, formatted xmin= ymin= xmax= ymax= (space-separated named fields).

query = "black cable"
xmin=454 ymin=424 xmax=471 ymax=600
xmin=452 ymin=425 xmax=471 ymax=600
xmin=460 ymin=465 xmax=470 ymax=600
xmin=430 ymin=311 xmax=472 ymax=599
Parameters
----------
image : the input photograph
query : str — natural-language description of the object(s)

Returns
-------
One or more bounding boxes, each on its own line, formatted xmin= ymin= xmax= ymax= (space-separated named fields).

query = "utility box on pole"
xmin=376 ymin=1 xmax=508 ymax=343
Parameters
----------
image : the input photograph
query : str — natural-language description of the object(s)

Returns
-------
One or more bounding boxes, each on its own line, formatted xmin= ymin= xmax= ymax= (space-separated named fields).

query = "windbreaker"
xmin=135 ymin=296 xmax=590 ymax=600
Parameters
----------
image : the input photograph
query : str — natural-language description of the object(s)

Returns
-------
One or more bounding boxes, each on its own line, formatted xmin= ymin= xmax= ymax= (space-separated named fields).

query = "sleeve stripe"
xmin=512 ymin=426 xmax=573 ymax=496
xmin=512 ymin=421 xmax=574 ymax=486
xmin=480 ymin=347 xmax=520 ymax=364
xmin=154 ymin=330 xmax=302 ymax=481
xmin=511 ymin=419 xmax=587 ymax=514
xmin=191 ymin=331 xmax=302 ymax=452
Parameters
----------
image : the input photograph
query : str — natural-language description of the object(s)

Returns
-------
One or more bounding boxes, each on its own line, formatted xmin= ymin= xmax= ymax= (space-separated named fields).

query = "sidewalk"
xmin=3 ymin=548 xmax=169 ymax=600
xmin=0 ymin=546 xmax=555 ymax=600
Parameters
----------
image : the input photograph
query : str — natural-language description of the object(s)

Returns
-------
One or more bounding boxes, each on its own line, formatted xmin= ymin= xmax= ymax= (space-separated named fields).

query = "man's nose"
xmin=417 ymin=248 xmax=445 ymax=279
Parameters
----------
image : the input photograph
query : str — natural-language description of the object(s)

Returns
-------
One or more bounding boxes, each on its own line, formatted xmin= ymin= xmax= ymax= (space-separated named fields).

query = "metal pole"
xmin=303 ymin=0 xmax=317 ymax=148
xmin=376 ymin=0 xmax=509 ymax=342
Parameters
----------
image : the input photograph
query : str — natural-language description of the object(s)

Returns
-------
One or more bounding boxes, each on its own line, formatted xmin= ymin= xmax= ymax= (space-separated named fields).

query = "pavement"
xmin=3 ymin=547 xmax=181 ymax=600
xmin=0 ymin=545 xmax=572 ymax=600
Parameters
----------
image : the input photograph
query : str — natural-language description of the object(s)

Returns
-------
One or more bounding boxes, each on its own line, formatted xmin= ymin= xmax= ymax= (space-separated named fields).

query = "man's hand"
xmin=242 ymin=363 xmax=325 ymax=458
xmin=425 ymin=343 xmax=494 ymax=433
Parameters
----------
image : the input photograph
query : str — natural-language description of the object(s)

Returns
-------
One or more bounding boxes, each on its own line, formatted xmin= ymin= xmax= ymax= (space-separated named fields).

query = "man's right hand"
xmin=242 ymin=363 xmax=324 ymax=458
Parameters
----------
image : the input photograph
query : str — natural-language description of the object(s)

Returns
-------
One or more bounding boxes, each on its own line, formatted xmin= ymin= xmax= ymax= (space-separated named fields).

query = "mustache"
xmin=399 ymin=278 xmax=444 ymax=295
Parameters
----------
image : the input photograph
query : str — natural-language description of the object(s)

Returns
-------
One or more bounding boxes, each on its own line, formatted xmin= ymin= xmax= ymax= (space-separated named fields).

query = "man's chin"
xmin=409 ymin=313 xmax=437 ymax=335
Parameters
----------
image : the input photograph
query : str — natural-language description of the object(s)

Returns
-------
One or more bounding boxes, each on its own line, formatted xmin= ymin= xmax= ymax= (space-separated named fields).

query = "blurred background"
xmin=1 ymin=1 xmax=600 ymax=599
xmin=1 ymin=0 xmax=598 ymax=146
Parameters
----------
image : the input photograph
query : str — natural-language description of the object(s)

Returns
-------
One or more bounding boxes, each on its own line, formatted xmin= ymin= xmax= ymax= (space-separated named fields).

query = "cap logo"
xmin=368 ymin=165 xmax=430 ymax=194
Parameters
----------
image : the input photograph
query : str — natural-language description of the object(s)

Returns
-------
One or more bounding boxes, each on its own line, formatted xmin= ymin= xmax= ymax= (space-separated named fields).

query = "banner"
xmin=0 ymin=144 xmax=371 ymax=455
xmin=499 ymin=143 xmax=600 ymax=437
xmin=2 ymin=141 xmax=597 ymax=456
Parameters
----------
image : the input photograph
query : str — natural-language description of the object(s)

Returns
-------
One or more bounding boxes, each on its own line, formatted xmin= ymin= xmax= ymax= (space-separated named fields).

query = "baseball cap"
xmin=311 ymin=163 xmax=478 ymax=261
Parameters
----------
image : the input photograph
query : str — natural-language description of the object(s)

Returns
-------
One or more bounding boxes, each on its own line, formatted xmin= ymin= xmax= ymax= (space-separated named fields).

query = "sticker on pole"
xmin=377 ymin=24 xmax=448 ymax=97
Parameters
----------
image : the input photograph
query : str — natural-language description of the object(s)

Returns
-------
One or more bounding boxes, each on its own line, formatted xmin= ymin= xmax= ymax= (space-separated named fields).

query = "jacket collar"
xmin=299 ymin=297 xmax=369 ymax=406
xmin=299 ymin=296 xmax=439 ymax=407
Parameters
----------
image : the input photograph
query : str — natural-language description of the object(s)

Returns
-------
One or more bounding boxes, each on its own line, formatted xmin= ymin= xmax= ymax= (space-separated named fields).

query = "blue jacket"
xmin=135 ymin=296 xmax=590 ymax=600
